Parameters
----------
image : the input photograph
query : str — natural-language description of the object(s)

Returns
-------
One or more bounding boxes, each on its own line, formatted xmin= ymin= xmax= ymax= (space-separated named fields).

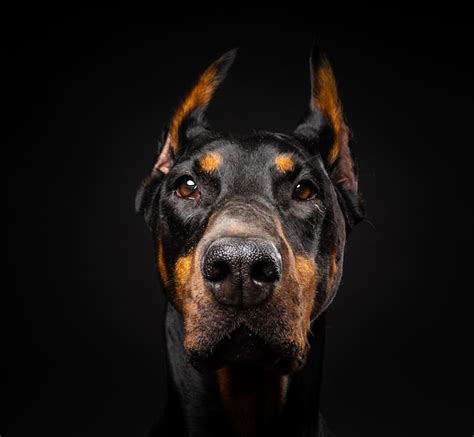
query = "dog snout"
xmin=202 ymin=237 xmax=282 ymax=309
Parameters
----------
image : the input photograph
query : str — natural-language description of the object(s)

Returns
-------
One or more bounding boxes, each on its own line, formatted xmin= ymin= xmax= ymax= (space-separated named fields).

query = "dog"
xmin=136 ymin=44 xmax=364 ymax=437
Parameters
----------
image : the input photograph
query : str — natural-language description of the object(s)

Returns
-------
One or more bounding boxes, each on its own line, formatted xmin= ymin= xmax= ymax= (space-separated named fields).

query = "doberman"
xmin=136 ymin=44 xmax=364 ymax=437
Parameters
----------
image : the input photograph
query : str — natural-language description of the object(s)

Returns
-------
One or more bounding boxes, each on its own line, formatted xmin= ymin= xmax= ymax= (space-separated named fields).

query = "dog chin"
xmin=186 ymin=325 xmax=305 ymax=375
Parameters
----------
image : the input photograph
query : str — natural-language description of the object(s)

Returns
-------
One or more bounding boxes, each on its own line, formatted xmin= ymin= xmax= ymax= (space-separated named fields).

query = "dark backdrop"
xmin=5 ymin=8 xmax=473 ymax=437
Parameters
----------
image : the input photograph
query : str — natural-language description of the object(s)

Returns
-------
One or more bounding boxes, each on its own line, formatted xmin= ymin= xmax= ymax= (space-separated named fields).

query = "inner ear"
xmin=135 ymin=132 xmax=173 ymax=224
xmin=152 ymin=133 xmax=173 ymax=176
xmin=330 ymin=134 xmax=357 ymax=192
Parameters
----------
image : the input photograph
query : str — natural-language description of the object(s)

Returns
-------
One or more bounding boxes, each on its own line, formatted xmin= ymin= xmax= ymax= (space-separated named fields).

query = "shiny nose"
xmin=202 ymin=237 xmax=282 ymax=308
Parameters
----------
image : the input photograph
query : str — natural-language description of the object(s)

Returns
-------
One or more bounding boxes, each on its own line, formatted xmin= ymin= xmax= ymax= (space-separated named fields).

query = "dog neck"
xmin=215 ymin=364 xmax=288 ymax=436
xmin=154 ymin=304 xmax=326 ymax=437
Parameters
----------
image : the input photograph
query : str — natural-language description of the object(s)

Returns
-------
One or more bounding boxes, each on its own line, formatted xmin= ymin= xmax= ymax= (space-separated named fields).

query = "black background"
xmin=5 ymin=8 xmax=473 ymax=437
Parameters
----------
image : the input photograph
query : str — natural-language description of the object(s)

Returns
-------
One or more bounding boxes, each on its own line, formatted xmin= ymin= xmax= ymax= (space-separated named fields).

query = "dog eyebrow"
xmin=274 ymin=154 xmax=296 ymax=174
xmin=197 ymin=152 xmax=223 ymax=173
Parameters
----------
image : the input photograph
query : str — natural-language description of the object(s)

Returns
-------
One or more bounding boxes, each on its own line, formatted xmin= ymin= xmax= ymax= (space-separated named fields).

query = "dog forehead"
xmin=195 ymin=134 xmax=305 ymax=174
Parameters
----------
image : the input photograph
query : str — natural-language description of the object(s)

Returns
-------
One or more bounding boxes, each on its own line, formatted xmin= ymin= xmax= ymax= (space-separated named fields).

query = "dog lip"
xmin=187 ymin=324 xmax=297 ymax=374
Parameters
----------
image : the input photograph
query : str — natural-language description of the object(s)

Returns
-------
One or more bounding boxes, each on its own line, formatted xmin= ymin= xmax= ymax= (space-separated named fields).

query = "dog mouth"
xmin=187 ymin=325 xmax=298 ymax=374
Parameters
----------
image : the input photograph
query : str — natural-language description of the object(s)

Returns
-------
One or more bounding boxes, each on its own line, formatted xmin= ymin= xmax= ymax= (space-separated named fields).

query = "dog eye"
xmin=293 ymin=180 xmax=318 ymax=201
xmin=175 ymin=176 xmax=200 ymax=200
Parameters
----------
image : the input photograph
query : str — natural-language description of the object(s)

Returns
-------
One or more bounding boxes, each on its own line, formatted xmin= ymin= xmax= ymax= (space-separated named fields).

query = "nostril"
xmin=251 ymin=260 xmax=280 ymax=284
xmin=203 ymin=260 xmax=230 ymax=282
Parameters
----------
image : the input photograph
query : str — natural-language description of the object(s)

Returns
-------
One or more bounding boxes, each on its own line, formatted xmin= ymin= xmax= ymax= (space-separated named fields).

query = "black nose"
xmin=202 ymin=237 xmax=282 ymax=308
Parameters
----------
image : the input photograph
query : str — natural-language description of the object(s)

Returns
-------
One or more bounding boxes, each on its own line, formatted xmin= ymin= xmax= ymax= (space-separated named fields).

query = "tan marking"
xmin=295 ymin=254 xmax=319 ymax=328
xmin=156 ymin=239 xmax=169 ymax=284
xmin=216 ymin=367 xmax=232 ymax=406
xmin=216 ymin=366 xmax=286 ymax=436
xmin=280 ymin=375 xmax=289 ymax=405
xmin=327 ymin=249 xmax=338 ymax=291
xmin=273 ymin=218 xmax=318 ymax=353
xmin=179 ymin=212 xmax=240 ymax=354
xmin=174 ymin=252 xmax=194 ymax=308
xmin=295 ymin=255 xmax=318 ymax=290
xmin=180 ymin=211 xmax=320 ymax=383
xmin=199 ymin=152 xmax=222 ymax=173
xmin=311 ymin=58 xmax=347 ymax=166
xmin=274 ymin=154 xmax=295 ymax=173
xmin=169 ymin=65 xmax=217 ymax=151
xmin=168 ymin=51 xmax=233 ymax=152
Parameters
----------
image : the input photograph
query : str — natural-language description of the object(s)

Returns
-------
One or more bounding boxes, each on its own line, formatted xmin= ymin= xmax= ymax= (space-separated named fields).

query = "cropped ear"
xmin=153 ymin=48 xmax=237 ymax=178
xmin=295 ymin=44 xmax=364 ymax=230
xmin=135 ymin=130 xmax=170 ymax=228
xmin=136 ymin=49 xmax=237 ymax=228
xmin=168 ymin=47 xmax=237 ymax=156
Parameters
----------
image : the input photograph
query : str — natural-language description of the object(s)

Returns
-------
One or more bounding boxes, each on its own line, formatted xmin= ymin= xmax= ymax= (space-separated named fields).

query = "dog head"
xmin=136 ymin=45 xmax=363 ymax=374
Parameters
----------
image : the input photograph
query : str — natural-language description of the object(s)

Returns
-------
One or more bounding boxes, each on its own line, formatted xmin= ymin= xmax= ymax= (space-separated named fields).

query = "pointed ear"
xmin=156 ymin=48 xmax=237 ymax=176
xmin=136 ymin=49 xmax=237 ymax=228
xmin=168 ymin=48 xmax=237 ymax=154
xmin=295 ymin=44 xmax=364 ymax=230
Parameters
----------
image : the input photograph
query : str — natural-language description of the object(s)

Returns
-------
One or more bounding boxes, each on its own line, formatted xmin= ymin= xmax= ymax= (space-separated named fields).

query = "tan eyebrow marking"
xmin=199 ymin=152 xmax=222 ymax=173
xmin=274 ymin=154 xmax=296 ymax=174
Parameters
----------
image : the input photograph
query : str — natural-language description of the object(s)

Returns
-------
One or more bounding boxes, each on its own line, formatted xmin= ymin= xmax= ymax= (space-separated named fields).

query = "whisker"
xmin=362 ymin=217 xmax=377 ymax=231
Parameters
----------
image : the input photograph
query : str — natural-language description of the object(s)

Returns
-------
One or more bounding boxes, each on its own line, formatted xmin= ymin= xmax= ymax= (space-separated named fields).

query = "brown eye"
xmin=293 ymin=180 xmax=318 ymax=201
xmin=175 ymin=176 xmax=200 ymax=200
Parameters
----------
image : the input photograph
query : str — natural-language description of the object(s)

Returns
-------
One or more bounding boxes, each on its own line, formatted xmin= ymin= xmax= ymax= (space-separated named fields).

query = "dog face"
xmin=137 ymin=46 xmax=363 ymax=374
